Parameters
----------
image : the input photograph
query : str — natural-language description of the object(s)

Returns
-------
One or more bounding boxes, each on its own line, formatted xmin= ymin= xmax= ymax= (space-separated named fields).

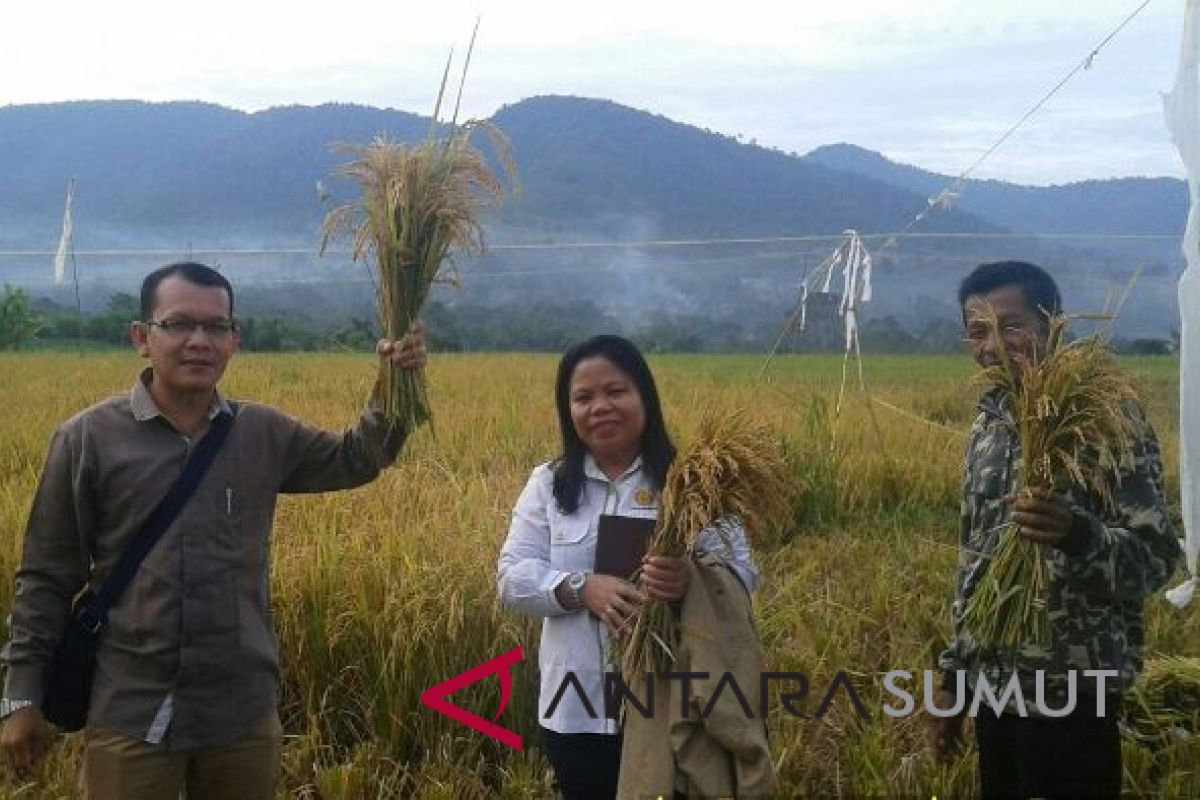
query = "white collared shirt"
xmin=496 ymin=455 xmax=759 ymax=734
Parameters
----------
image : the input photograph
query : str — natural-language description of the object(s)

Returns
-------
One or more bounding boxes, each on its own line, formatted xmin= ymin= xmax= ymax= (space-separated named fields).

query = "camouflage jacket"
xmin=938 ymin=387 xmax=1181 ymax=706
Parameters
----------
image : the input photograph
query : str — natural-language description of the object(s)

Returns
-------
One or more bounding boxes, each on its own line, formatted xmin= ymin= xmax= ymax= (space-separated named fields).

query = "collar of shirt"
xmin=977 ymin=385 xmax=1012 ymax=421
xmin=582 ymin=453 xmax=643 ymax=484
xmin=131 ymin=367 xmax=232 ymax=424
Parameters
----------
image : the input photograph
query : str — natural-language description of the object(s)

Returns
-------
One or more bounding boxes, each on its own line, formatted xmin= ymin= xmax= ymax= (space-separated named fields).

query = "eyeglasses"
xmin=962 ymin=320 xmax=1037 ymax=349
xmin=964 ymin=325 xmax=1024 ymax=344
xmin=145 ymin=319 xmax=238 ymax=340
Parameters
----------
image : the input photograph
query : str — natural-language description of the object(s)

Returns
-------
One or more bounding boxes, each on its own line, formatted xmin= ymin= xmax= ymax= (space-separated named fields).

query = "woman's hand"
xmin=581 ymin=574 xmax=645 ymax=639
xmin=640 ymin=555 xmax=689 ymax=602
xmin=376 ymin=320 xmax=427 ymax=371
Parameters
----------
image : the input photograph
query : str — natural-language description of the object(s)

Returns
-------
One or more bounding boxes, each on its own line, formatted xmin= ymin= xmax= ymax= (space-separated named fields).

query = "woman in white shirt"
xmin=497 ymin=335 xmax=758 ymax=800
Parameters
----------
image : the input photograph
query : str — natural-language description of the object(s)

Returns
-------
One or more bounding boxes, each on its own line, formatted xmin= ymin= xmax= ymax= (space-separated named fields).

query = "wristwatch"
xmin=566 ymin=571 xmax=589 ymax=610
xmin=0 ymin=698 xmax=33 ymax=719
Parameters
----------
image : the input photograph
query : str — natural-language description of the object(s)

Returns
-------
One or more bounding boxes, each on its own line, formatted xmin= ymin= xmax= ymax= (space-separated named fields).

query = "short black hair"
xmin=140 ymin=262 xmax=235 ymax=320
xmin=957 ymin=261 xmax=1061 ymax=321
xmin=551 ymin=335 xmax=675 ymax=514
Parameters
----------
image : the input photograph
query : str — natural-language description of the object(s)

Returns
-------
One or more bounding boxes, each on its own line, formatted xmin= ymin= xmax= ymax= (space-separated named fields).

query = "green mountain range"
xmin=7 ymin=94 xmax=1181 ymax=251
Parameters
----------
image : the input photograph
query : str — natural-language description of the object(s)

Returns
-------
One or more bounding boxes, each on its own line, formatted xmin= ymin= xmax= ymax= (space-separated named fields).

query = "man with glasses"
xmin=930 ymin=261 xmax=1179 ymax=798
xmin=0 ymin=262 xmax=426 ymax=798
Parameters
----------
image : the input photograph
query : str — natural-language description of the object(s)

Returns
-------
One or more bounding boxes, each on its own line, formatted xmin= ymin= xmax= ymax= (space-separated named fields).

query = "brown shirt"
xmin=2 ymin=369 xmax=405 ymax=748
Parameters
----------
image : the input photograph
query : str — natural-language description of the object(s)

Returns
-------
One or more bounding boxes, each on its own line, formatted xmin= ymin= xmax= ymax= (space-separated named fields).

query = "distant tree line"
xmin=0 ymin=286 xmax=42 ymax=350
xmin=9 ymin=290 xmax=1177 ymax=356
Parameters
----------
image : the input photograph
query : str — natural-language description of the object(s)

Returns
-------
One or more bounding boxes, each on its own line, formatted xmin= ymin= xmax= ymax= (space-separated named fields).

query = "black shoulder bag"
xmin=41 ymin=410 xmax=235 ymax=732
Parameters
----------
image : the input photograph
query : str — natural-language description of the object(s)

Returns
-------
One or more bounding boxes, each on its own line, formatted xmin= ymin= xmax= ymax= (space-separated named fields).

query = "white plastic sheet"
xmin=1164 ymin=0 xmax=1200 ymax=608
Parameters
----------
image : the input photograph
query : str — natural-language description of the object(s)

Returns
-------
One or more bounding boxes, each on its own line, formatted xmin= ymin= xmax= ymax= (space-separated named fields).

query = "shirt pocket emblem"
xmin=551 ymin=512 xmax=593 ymax=545
xmin=634 ymin=488 xmax=655 ymax=507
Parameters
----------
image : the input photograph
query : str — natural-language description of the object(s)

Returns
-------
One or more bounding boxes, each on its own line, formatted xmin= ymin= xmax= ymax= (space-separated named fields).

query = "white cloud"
xmin=1 ymin=0 xmax=1188 ymax=183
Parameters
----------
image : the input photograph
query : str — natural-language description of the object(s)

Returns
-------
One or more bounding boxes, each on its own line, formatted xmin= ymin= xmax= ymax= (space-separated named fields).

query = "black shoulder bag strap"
xmin=76 ymin=408 xmax=236 ymax=633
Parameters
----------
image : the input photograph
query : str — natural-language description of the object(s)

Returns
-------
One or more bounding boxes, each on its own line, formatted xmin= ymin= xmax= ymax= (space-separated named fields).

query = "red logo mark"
xmin=420 ymin=646 xmax=524 ymax=750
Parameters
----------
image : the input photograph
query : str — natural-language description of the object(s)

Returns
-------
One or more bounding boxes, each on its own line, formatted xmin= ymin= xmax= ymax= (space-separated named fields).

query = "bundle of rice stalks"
xmin=1124 ymin=656 xmax=1200 ymax=745
xmin=962 ymin=312 xmax=1138 ymax=649
xmin=621 ymin=409 xmax=794 ymax=676
xmin=320 ymin=40 xmax=515 ymax=433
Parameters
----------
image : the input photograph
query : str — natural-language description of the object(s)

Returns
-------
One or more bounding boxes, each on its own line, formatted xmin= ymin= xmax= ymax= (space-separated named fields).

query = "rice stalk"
xmin=962 ymin=312 xmax=1138 ymax=650
xmin=1123 ymin=656 xmax=1200 ymax=746
xmin=620 ymin=408 xmax=794 ymax=676
xmin=319 ymin=41 xmax=516 ymax=433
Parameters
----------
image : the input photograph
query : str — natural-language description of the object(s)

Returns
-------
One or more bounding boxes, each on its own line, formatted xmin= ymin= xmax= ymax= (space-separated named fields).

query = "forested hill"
xmin=2 ymin=96 xmax=999 ymax=249
xmin=803 ymin=142 xmax=1186 ymax=236
xmin=2 ymin=96 xmax=1184 ymax=344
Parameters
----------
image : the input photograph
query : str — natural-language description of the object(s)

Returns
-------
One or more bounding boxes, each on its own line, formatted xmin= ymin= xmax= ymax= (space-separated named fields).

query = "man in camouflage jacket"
xmin=932 ymin=261 xmax=1181 ymax=799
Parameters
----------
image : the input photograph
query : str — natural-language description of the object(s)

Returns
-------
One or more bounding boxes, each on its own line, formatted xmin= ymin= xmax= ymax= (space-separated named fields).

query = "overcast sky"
xmin=1 ymin=0 xmax=1189 ymax=185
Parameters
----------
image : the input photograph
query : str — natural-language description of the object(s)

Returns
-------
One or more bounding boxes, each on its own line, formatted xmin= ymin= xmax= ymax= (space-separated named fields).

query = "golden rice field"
xmin=0 ymin=351 xmax=1196 ymax=799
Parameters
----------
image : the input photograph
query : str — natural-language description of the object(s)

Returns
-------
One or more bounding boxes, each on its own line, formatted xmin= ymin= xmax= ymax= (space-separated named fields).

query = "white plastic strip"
xmin=52 ymin=180 xmax=75 ymax=287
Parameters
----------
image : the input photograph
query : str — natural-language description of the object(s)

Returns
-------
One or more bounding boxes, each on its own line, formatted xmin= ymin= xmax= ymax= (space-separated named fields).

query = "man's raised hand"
xmin=377 ymin=320 xmax=427 ymax=371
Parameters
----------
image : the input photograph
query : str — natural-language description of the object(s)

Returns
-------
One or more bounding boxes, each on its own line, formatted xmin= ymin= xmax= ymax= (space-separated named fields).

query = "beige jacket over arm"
xmin=618 ymin=551 xmax=773 ymax=799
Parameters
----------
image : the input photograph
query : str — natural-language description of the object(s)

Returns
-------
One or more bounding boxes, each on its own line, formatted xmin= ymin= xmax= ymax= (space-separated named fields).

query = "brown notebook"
xmin=594 ymin=515 xmax=655 ymax=581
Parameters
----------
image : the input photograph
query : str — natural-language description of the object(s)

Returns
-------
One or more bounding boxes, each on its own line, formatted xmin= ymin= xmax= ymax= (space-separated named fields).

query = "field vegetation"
xmin=0 ymin=352 xmax=1194 ymax=798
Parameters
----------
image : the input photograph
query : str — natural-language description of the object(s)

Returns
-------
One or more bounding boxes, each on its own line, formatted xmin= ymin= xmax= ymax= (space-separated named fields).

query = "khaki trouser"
xmin=79 ymin=713 xmax=282 ymax=800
